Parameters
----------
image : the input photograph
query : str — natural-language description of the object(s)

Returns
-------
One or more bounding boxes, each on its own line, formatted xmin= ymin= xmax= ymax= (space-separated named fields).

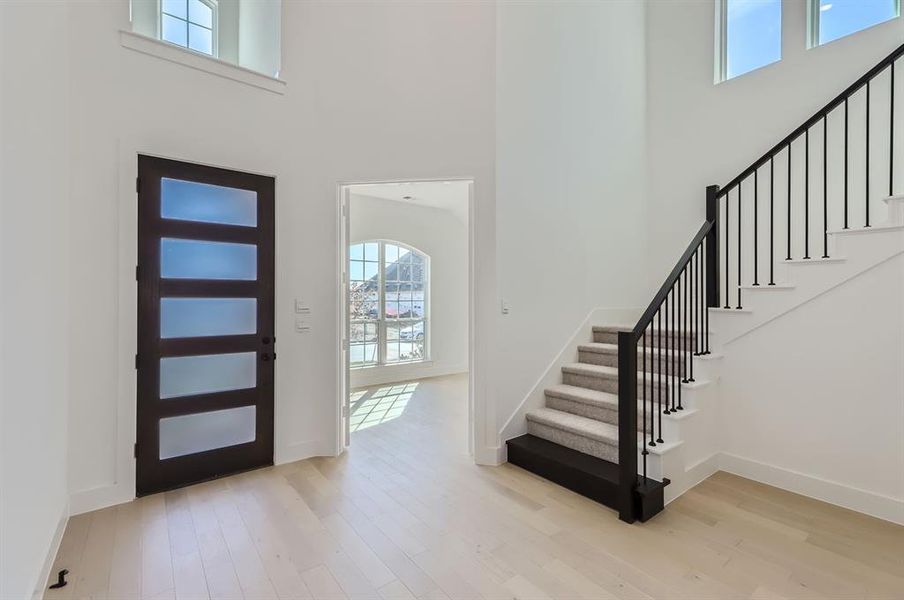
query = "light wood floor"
xmin=47 ymin=373 xmax=904 ymax=600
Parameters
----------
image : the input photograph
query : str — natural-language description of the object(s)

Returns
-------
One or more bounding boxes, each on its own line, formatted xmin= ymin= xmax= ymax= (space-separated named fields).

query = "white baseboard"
xmin=69 ymin=482 xmax=133 ymax=516
xmin=68 ymin=438 xmax=333 ymax=515
xmin=498 ymin=307 xmax=641 ymax=443
xmin=719 ymin=452 xmax=904 ymax=525
xmin=350 ymin=362 xmax=468 ymax=389
xmin=33 ymin=501 xmax=69 ymax=600
xmin=474 ymin=444 xmax=505 ymax=466
xmin=665 ymin=452 xmax=720 ymax=504
xmin=274 ymin=438 xmax=336 ymax=466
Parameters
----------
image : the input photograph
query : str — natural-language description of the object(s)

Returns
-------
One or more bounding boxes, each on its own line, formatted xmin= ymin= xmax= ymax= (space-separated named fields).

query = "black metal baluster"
xmin=691 ymin=247 xmax=700 ymax=356
xmin=770 ymin=156 xmax=776 ymax=285
xmin=891 ymin=62 xmax=896 ymax=197
xmin=643 ymin=330 xmax=650 ymax=469
xmin=787 ymin=144 xmax=793 ymax=259
xmin=646 ymin=324 xmax=652 ymax=447
xmin=683 ymin=268 xmax=689 ymax=382
xmin=867 ymin=80 xmax=871 ymax=227
xmin=696 ymin=246 xmax=700 ymax=352
xmin=724 ymin=191 xmax=730 ymax=308
xmin=823 ymin=116 xmax=829 ymax=258
xmin=687 ymin=255 xmax=700 ymax=381
xmin=753 ymin=169 xmax=759 ymax=285
xmin=693 ymin=250 xmax=698 ymax=356
xmin=700 ymin=243 xmax=705 ymax=349
xmin=657 ymin=308 xmax=663 ymax=443
xmin=805 ymin=128 xmax=810 ymax=259
xmin=845 ymin=98 xmax=849 ymax=229
xmin=676 ymin=269 xmax=683 ymax=411
xmin=687 ymin=255 xmax=700 ymax=382
xmin=666 ymin=290 xmax=672 ymax=414
xmin=704 ymin=238 xmax=711 ymax=354
xmin=672 ymin=284 xmax=677 ymax=412
xmin=663 ymin=294 xmax=669 ymax=415
xmin=737 ymin=184 xmax=743 ymax=308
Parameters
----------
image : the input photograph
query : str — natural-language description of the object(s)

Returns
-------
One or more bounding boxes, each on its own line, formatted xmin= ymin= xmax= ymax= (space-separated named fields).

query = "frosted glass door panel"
xmin=161 ymin=178 xmax=258 ymax=227
xmin=161 ymin=298 xmax=257 ymax=338
xmin=159 ymin=405 xmax=256 ymax=459
xmin=161 ymin=238 xmax=257 ymax=280
xmin=160 ymin=352 xmax=256 ymax=399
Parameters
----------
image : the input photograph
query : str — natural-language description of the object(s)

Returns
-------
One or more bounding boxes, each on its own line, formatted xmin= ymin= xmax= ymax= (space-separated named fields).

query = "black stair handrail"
xmin=615 ymin=187 xmax=719 ymax=524
xmin=717 ymin=41 xmax=904 ymax=199
xmin=630 ymin=221 xmax=712 ymax=338
xmin=714 ymin=41 xmax=904 ymax=312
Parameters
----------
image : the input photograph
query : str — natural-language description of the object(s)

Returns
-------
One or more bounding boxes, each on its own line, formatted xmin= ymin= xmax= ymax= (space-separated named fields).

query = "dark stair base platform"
xmin=506 ymin=434 xmax=669 ymax=523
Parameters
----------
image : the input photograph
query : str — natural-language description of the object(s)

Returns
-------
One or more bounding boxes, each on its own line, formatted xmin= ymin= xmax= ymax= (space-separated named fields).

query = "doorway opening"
xmin=339 ymin=180 xmax=472 ymax=454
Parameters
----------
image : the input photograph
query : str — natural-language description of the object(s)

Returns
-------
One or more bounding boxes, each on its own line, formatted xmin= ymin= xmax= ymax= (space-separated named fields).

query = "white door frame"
xmin=337 ymin=178 xmax=477 ymax=456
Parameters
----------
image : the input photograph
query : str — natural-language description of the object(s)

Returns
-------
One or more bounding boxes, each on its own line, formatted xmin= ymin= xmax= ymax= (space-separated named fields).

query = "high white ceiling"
xmin=349 ymin=180 xmax=470 ymax=223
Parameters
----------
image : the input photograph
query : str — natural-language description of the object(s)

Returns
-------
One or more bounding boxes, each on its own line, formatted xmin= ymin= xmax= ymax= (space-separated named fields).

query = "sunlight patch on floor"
xmin=349 ymin=382 xmax=418 ymax=431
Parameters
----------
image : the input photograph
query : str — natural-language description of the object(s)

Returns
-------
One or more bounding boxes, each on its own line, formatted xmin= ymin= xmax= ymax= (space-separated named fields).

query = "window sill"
xmin=119 ymin=30 xmax=286 ymax=95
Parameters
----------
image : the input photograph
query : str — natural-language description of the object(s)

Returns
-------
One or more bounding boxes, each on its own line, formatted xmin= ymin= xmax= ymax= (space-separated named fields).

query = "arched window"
xmin=348 ymin=241 xmax=428 ymax=368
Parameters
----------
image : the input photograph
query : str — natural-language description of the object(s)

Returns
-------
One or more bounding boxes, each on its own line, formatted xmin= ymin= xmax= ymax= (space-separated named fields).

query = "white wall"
xmin=349 ymin=193 xmax=468 ymax=388
xmin=65 ymin=0 xmax=496 ymax=512
xmin=494 ymin=1 xmax=649 ymax=444
xmin=646 ymin=0 xmax=904 ymax=281
xmin=718 ymin=255 xmax=904 ymax=523
xmin=0 ymin=2 xmax=71 ymax=598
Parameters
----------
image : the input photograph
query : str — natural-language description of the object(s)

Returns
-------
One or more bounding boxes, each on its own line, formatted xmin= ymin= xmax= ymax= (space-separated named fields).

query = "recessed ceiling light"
xmin=402 ymin=195 xmax=412 ymax=200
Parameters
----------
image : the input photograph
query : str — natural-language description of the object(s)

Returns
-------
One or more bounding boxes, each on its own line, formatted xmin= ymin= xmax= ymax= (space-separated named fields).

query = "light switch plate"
xmin=295 ymin=299 xmax=311 ymax=314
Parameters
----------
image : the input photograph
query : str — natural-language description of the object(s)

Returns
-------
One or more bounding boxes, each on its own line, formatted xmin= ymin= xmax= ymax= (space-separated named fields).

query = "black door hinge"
xmin=135 ymin=354 xmax=139 ymax=369
xmin=135 ymin=265 xmax=139 ymax=281
xmin=134 ymin=443 xmax=138 ymax=458
xmin=136 ymin=177 xmax=141 ymax=194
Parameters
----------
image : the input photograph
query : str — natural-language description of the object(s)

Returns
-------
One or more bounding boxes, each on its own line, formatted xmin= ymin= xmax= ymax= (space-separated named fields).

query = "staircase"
xmin=507 ymin=42 xmax=904 ymax=524
xmin=508 ymin=326 xmax=701 ymax=522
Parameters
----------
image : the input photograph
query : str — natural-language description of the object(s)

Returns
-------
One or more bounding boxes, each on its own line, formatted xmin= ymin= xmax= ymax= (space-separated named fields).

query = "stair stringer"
xmin=653 ymin=354 xmax=725 ymax=504
xmin=497 ymin=307 xmax=640 ymax=455
xmin=710 ymin=195 xmax=904 ymax=347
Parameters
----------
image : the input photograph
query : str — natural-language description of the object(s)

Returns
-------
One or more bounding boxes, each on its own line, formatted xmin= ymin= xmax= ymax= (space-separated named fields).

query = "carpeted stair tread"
xmin=562 ymin=362 xmax=619 ymax=377
xmin=579 ymin=342 xmax=699 ymax=357
xmin=592 ymin=325 xmax=699 ymax=336
xmin=562 ymin=362 xmax=689 ymax=383
xmin=526 ymin=407 xmax=619 ymax=445
xmin=591 ymin=325 xmax=634 ymax=333
xmin=545 ymin=384 xmax=619 ymax=408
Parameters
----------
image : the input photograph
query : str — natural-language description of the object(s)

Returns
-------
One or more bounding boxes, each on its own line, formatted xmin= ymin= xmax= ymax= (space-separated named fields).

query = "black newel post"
xmin=617 ymin=330 xmax=638 ymax=524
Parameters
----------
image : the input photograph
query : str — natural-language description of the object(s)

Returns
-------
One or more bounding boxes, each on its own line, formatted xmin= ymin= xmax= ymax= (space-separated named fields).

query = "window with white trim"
xmin=349 ymin=241 xmax=428 ymax=368
xmin=160 ymin=0 xmax=217 ymax=56
xmin=810 ymin=0 xmax=900 ymax=47
xmin=717 ymin=0 xmax=782 ymax=82
xmin=129 ymin=0 xmax=281 ymax=79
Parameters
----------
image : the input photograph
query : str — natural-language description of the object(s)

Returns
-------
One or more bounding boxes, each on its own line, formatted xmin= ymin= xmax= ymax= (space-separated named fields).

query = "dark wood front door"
xmin=136 ymin=155 xmax=275 ymax=496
